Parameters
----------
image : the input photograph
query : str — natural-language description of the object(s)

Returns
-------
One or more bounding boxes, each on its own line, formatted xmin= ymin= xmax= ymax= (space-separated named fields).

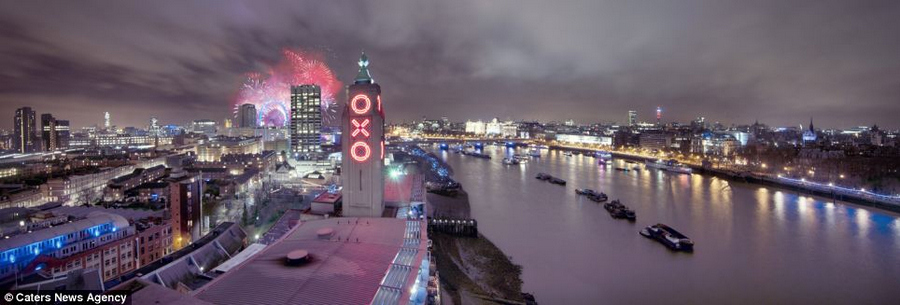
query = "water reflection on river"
xmin=435 ymin=145 xmax=900 ymax=304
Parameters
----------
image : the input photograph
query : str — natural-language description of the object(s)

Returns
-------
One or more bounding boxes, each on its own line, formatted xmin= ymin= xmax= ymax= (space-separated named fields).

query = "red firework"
xmin=235 ymin=48 xmax=342 ymax=126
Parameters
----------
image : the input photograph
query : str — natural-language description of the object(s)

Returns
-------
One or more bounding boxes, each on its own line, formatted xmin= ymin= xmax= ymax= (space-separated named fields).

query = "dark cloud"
xmin=1 ymin=0 xmax=899 ymax=129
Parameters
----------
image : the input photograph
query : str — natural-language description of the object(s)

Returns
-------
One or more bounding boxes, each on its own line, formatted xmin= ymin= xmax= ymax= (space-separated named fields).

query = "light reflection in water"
xmin=430 ymin=144 xmax=900 ymax=304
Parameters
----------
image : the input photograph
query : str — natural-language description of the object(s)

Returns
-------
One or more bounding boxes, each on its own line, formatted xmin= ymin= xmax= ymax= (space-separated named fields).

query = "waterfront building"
xmin=701 ymin=133 xmax=739 ymax=156
xmin=486 ymin=118 xmax=502 ymax=135
xmin=341 ymin=52 xmax=386 ymax=217
xmin=465 ymin=120 xmax=486 ymax=135
xmin=290 ymin=85 xmax=323 ymax=159
xmin=639 ymin=131 xmax=673 ymax=151
xmin=556 ymin=134 xmax=613 ymax=146
xmin=237 ymin=104 xmax=257 ymax=128
xmin=14 ymin=107 xmax=37 ymax=154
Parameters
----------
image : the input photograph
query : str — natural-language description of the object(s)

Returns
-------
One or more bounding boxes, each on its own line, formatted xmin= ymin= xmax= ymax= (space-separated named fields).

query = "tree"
xmin=241 ymin=202 xmax=249 ymax=227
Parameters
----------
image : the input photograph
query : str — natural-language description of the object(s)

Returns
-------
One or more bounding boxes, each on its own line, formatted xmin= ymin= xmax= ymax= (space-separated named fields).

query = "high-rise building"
xmin=104 ymin=111 xmax=111 ymax=130
xmin=40 ymin=113 xmax=70 ymax=151
xmin=656 ymin=106 xmax=662 ymax=126
xmin=169 ymin=174 xmax=201 ymax=250
xmin=341 ymin=52 xmax=385 ymax=217
xmin=628 ymin=110 xmax=637 ymax=126
xmin=238 ymin=104 xmax=257 ymax=128
xmin=14 ymin=107 xmax=37 ymax=153
xmin=290 ymin=85 xmax=323 ymax=159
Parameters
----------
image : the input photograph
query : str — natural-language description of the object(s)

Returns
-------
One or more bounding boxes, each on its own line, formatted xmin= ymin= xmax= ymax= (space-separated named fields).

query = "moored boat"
xmin=575 ymin=188 xmax=595 ymax=195
xmin=640 ymin=224 xmax=694 ymax=252
xmin=645 ymin=159 xmax=692 ymax=174
xmin=587 ymin=193 xmax=608 ymax=202
xmin=549 ymin=177 xmax=567 ymax=185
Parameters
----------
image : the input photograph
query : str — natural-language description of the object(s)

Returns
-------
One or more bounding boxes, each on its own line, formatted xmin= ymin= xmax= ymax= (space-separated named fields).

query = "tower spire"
xmin=354 ymin=51 xmax=373 ymax=84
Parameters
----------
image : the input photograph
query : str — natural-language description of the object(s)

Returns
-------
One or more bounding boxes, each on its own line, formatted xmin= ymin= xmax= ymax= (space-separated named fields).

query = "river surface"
xmin=433 ymin=145 xmax=900 ymax=305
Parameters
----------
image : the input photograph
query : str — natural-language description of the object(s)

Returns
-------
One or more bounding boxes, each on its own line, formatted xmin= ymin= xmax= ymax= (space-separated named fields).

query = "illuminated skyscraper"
xmin=290 ymin=85 xmax=323 ymax=159
xmin=104 ymin=111 xmax=111 ymax=130
xmin=14 ymin=107 xmax=37 ymax=153
xmin=656 ymin=106 xmax=662 ymax=126
xmin=41 ymin=113 xmax=70 ymax=151
xmin=341 ymin=52 xmax=385 ymax=217
xmin=628 ymin=110 xmax=637 ymax=126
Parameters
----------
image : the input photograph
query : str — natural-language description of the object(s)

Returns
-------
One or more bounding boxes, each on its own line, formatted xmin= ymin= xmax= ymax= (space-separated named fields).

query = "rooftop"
xmin=312 ymin=192 xmax=341 ymax=204
xmin=193 ymin=217 xmax=427 ymax=305
xmin=0 ymin=212 xmax=130 ymax=251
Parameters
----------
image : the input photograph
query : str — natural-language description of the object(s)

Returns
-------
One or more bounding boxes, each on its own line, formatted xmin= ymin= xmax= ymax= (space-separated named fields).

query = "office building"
xmin=628 ymin=110 xmax=637 ymax=126
xmin=237 ymin=104 xmax=257 ymax=128
xmin=14 ymin=107 xmax=37 ymax=154
xmin=290 ymin=85 xmax=323 ymax=159
xmin=41 ymin=113 xmax=70 ymax=151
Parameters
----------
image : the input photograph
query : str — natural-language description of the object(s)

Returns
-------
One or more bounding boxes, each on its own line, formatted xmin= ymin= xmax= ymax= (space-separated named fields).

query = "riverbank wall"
xmin=547 ymin=145 xmax=900 ymax=214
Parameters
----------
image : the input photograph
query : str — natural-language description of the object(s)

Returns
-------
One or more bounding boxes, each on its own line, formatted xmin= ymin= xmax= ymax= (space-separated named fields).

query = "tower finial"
xmin=355 ymin=51 xmax=372 ymax=84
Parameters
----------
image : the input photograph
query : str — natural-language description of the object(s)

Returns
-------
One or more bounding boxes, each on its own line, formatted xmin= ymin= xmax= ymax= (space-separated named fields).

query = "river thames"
xmin=434 ymin=145 xmax=900 ymax=304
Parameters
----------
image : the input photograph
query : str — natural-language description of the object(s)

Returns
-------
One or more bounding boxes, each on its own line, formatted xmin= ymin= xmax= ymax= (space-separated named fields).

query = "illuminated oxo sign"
xmin=351 ymin=94 xmax=372 ymax=115
xmin=350 ymin=141 xmax=371 ymax=162
xmin=350 ymin=94 xmax=376 ymax=163
xmin=351 ymin=118 xmax=370 ymax=138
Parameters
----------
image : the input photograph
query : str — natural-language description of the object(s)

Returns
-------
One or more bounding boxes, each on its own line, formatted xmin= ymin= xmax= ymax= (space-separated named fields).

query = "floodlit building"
xmin=464 ymin=120 xmax=486 ymax=135
xmin=290 ymin=85 xmax=323 ymax=159
xmin=14 ymin=107 xmax=37 ymax=154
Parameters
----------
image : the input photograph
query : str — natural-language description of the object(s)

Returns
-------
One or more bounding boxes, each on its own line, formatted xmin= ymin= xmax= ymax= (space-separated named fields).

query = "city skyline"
xmin=2 ymin=1 xmax=900 ymax=130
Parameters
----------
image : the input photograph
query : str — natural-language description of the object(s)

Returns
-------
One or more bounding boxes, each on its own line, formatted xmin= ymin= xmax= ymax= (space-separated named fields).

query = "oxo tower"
xmin=341 ymin=52 xmax=385 ymax=217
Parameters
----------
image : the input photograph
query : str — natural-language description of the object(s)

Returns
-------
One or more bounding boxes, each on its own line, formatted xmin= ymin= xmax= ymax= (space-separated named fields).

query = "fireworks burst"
xmin=234 ymin=49 xmax=342 ymax=126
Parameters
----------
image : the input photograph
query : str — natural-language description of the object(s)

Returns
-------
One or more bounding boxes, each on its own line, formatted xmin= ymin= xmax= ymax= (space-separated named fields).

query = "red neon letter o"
xmin=351 ymin=141 xmax=371 ymax=162
xmin=351 ymin=95 xmax=371 ymax=115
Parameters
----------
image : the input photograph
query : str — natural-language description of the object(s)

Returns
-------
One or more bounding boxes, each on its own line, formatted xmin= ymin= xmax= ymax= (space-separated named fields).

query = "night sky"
xmin=2 ymin=1 xmax=899 ymax=130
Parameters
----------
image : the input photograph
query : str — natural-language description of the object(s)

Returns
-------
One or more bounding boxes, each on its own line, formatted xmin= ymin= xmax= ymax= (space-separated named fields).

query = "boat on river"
xmin=549 ymin=177 xmax=567 ymax=185
xmin=645 ymin=159 xmax=692 ymax=174
xmin=640 ymin=224 xmax=694 ymax=252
